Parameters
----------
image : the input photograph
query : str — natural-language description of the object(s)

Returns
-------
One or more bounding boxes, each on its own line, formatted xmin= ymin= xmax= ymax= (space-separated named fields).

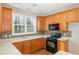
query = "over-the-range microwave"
xmin=48 ymin=23 xmax=59 ymax=30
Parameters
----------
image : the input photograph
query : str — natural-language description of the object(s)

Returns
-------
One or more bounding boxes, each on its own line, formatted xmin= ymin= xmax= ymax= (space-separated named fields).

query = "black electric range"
xmin=46 ymin=32 xmax=61 ymax=54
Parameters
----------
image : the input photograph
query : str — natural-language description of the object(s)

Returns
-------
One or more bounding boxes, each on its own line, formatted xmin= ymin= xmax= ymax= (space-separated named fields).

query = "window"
xmin=12 ymin=13 xmax=37 ymax=35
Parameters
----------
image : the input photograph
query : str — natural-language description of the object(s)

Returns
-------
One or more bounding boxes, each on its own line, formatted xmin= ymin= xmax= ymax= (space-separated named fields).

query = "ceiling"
xmin=3 ymin=3 xmax=79 ymax=16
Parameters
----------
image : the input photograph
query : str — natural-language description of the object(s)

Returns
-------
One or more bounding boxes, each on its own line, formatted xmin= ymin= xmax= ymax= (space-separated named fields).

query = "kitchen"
xmin=0 ymin=3 xmax=79 ymax=55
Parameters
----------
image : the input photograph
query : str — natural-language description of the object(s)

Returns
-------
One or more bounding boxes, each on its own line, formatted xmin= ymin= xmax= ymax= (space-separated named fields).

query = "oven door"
xmin=46 ymin=40 xmax=57 ymax=54
xmin=46 ymin=41 xmax=57 ymax=48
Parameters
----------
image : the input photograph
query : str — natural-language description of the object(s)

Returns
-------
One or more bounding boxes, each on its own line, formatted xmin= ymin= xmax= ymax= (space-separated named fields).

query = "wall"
xmin=12 ymin=7 xmax=37 ymax=17
xmin=68 ymin=22 xmax=79 ymax=54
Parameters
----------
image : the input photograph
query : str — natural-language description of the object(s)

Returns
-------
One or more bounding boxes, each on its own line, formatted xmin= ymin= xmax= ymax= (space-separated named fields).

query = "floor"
xmin=32 ymin=49 xmax=52 ymax=55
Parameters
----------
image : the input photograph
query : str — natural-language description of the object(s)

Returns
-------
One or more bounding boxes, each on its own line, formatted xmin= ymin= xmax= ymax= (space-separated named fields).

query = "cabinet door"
xmin=40 ymin=38 xmax=46 ymax=49
xmin=37 ymin=16 xmax=46 ymax=31
xmin=52 ymin=14 xmax=60 ymax=23
xmin=59 ymin=12 xmax=68 ymax=32
xmin=31 ymin=39 xmax=41 ymax=53
xmin=66 ymin=9 xmax=78 ymax=22
xmin=46 ymin=14 xmax=60 ymax=24
xmin=57 ymin=41 xmax=65 ymax=51
xmin=57 ymin=40 xmax=68 ymax=52
xmin=23 ymin=40 xmax=32 ymax=54
xmin=0 ymin=4 xmax=2 ymax=33
xmin=77 ymin=8 xmax=79 ymax=21
xmin=2 ymin=7 xmax=12 ymax=33
xmin=13 ymin=42 xmax=23 ymax=53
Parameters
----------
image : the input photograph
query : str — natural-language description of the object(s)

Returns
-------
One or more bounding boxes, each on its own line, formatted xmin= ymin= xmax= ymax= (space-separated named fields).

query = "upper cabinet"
xmin=46 ymin=14 xmax=60 ymax=24
xmin=37 ymin=16 xmax=46 ymax=31
xmin=59 ymin=12 xmax=68 ymax=32
xmin=44 ymin=8 xmax=79 ymax=32
xmin=2 ymin=7 xmax=12 ymax=33
xmin=0 ymin=4 xmax=2 ymax=34
xmin=77 ymin=8 xmax=79 ymax=21
xmin=45 ymin=14 xmax=60 ymax=31
xmin=66 ymin=8 xmax=78 ymax=22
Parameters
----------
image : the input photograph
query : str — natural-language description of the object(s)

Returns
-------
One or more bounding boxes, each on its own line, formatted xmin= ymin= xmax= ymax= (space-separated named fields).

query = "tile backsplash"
xmin=0 ymin=32 xmax=12 ymax=39
xmin=61 ymin=31 xmax=71 ymax=37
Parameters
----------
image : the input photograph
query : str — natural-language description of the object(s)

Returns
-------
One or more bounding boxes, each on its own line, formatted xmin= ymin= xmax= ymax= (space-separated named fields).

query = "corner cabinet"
xmin=37 ymin=16 xmax=46 ymax=31
xmin=13 ymin=41 xmax=23 ymax=53
xmin=2 ymin=7 xmax=12 ymax=33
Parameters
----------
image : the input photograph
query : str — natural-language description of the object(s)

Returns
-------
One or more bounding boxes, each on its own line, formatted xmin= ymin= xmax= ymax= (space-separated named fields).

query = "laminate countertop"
xmin=55 ymin=50 xmax=72 ymax=55
xmin=57 ymin=37 xmax=71 ymax=41
xmin=0 ymin=40 xmax=21 ymax=55
xmin=0 ymin=34 xmax=49 ymax=55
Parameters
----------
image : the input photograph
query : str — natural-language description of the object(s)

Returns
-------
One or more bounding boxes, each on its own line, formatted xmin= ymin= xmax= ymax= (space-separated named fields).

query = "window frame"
xmin=12 ymin=13 xmax=37 ymax=36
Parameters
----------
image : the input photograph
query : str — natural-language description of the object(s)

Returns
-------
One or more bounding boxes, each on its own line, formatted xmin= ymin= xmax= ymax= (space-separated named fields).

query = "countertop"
xmin=57 ymin=37 xmax=71 ymax=41
xmin=0 ymin=34 xmax=49 ymax=55
xmin=55 ymin=50 xmax=72 ymax=55
xmin=0 ymin=34 xmax=50 ymax=43
xmin=0 ymin=40 xmax=21 ymax=55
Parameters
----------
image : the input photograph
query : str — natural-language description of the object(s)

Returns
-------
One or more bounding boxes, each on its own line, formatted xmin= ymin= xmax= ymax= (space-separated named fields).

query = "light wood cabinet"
xmin=66 ymin=8 xmax=78 ymax=22
xmin=45 ymin=14 xmax=60 ymax=31
xmin=59 ymin=12 xmax=68 ymax=32
xmin=13 ymin=41 xmax=23 ymax=53
xmin=77 ymin=8 xmax=79 ymax=21
xmin=46 ymin=14 xmax=60 ymax=24
xmin=37 ymin=16 xmax=46 ymax=31
xmin=31 ymin=39 xmax=41 ymax=53
xmin=51 ymin=14 xmax=60 ymax=23
xmin=57 ymin=40 xmax=69 ymax=52
xmin=2 ymin=7 xmax=12 ymax=33
xmin=22 ymin=40 xmax=32 ymax=54
xmin=0 ymin=4 xmax=2 ymax=34
xmin=40 ymin=38 xmax=46 ymax=49
xmin=44 ymin=8 xmax=79 ymax=32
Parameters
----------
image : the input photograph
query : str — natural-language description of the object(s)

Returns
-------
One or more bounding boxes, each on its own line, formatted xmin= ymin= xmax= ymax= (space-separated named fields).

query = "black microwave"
xmin=49 ymin=24 xmax=59 ymax=30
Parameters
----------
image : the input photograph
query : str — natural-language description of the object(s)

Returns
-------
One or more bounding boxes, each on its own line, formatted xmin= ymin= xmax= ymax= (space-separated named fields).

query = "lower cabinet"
xmin=57 ymin=40 xmax=69 ymax=52
xmin=40 ymin=38 xmax=46 ymax=49
xmin=13 ymin=38 xmax=46 ymax=54
xmin=22 ymin=40 xmax=32 ymax=54
xmin=13 ymin=41 xmax=23 ymax=54
xmin=31 ymin=39 xmax=41 ymax=53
